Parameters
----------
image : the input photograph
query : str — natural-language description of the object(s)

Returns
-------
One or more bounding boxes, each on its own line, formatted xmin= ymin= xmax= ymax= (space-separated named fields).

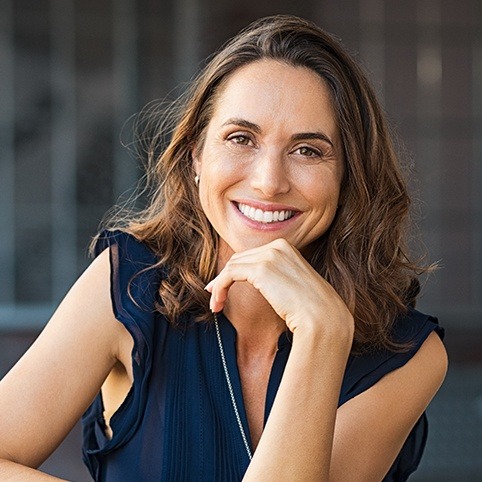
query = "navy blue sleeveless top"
xmin=82 ymin=231 xmax=444 ymax=481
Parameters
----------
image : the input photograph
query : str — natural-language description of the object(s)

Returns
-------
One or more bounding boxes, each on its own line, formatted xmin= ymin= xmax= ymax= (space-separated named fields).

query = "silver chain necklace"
xmin=213 ymin=312 xmax=253 ymax=461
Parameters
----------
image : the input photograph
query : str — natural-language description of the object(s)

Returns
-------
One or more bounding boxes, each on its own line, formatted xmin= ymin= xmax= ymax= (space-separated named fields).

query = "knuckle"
xmin=230 ymin=251 xmax=241 ymax=261
xmin=265 ymin=248 xmax=278 ymax=262
xmin=271 ymin=238 xmax=293 ymax=254
xmin=224 ymin=259 xmax=235 ymax=271
xmin=271 ymin=238 xmax=287 ymax=249
xmin=255 ymin=261 xmax=270 ymax=277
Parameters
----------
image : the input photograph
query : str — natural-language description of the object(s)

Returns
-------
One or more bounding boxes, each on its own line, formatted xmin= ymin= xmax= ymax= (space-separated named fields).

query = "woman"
xmin=0 ymin=15 xmax=446 ymax=481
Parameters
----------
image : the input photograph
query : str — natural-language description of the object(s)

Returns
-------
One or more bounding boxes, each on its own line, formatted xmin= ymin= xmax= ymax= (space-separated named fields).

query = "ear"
xmin=191 ymin=144 xmax=202 ymax=177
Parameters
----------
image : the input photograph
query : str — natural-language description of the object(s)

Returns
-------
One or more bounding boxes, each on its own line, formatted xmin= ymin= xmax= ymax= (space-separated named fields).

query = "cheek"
xmin=298 ymin=170 xmax=342 ymax=208
xmin=198 ymin=156 xmax=238 ymax=214
xmin=201 ymin=149 xmax=246 ymax=192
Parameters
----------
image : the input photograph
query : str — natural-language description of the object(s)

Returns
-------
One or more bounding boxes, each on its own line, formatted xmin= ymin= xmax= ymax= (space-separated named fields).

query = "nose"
xmin=250 ymin=148 xmax=290 ymax=197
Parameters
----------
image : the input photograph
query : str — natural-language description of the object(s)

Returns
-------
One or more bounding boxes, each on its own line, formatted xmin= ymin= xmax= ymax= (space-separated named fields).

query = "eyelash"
xmin=226 ymin=133 xmax=326 ymax=159
xmin=294 ymin=145 xmax=323 ymax=158
xmin=227 ymin=133 xmax=253 ymax=146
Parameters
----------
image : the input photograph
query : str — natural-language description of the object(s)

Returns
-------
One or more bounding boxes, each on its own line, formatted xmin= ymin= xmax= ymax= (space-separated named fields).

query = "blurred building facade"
xmin=0 ymin=0 xmax=480 ymax=480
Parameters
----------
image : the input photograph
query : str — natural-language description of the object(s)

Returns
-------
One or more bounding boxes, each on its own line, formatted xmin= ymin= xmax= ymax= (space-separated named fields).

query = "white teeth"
xmin=237 ymin=203 xmax=295 ymax=224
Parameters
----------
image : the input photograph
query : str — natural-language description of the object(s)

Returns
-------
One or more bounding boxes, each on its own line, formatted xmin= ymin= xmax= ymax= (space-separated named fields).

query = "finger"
xmin=209 ymin=267 xmax=248 ymax=312
xmin=213 ymin=264 xmax=290 ymax=314
xmin=229 ymin=238 xmax=295 ymax=262
xmin=208 ymin=259 xmax=264 ymax=312
xmin=204 ymin=279 xmax=214 ymax=293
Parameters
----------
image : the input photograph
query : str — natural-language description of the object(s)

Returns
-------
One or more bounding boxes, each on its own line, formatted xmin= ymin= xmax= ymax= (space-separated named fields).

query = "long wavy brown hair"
xmin=97 ymin=15 xmax=430 ymax=352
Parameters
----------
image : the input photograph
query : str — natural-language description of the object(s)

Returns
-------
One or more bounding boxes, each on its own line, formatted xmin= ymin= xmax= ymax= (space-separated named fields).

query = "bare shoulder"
xmin=403 ymin=330 xmax=448 ymax=389
xmin=0 ymin=247 xmax=131 ymax=468
xmin=330 ymin=331 xmax=448 ymax=481
xmin=376 ymin=331 xmax=448 ymax=405
xmin=38 ymin=247 xmax=132 ymax=365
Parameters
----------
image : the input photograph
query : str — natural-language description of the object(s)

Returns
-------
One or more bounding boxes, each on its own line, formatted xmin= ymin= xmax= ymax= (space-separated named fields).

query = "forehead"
xmin=210 ymin=59 xmax=338 ymax=136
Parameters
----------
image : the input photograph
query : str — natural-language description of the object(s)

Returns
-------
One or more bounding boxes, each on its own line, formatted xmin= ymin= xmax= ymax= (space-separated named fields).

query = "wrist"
xmin=292 ymin=316 xmax=354 ymax=354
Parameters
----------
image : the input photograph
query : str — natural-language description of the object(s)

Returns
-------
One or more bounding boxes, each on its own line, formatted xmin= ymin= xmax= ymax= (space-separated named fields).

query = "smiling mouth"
xmin=236 ymin=202 xmax=296 ymax=224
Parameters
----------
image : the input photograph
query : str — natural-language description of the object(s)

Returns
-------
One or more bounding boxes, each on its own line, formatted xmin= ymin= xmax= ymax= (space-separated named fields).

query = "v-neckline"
xmin=216 ymin=312 xmax=292 ymax=453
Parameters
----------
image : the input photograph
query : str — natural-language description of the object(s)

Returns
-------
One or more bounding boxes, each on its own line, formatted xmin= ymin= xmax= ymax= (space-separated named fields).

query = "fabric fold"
xmin=82 ymin=230 xmax=167 ymax=477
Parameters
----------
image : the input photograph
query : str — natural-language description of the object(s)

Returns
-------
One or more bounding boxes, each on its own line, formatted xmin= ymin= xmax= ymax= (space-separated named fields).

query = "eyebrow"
xmin=292 ymin=132 xmax=334 ymax=148
xmin=221 ymin=117 xmax=334 ymax=148
xmin=221 ymin=118 xmax=261 ymax=133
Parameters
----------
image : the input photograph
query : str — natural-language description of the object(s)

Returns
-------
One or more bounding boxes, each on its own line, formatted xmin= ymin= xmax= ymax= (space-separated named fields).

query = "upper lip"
xmin=233 ymin=199 xmax=301 ymax=212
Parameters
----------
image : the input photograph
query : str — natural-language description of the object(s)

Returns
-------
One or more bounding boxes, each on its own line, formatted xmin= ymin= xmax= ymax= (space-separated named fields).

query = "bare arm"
xmin=329 ymin=330 xmax=447 ymax=481
xmin=207 ymin=238 xmax=355 ymax=480
xmin=0 ymin=461 xmax=67 ymax=481
xmin=244 ymin=329 xmax=446 ymax=481
xmin=206 ymin=239 xmax=448 ymax=481
xmin=244 ymin=324 xmax=352 ymax=481
xmin=0 ymin=248 xmax=132 ymax=480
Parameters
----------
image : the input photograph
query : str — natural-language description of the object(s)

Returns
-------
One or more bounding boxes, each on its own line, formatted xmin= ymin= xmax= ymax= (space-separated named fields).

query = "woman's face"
xmin=194 ymin=59 xmax=344 ymax=266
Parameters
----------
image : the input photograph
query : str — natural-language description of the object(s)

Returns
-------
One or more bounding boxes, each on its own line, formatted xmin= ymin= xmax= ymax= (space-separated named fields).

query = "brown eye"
xmin=297 ymin=146 xmax=321 ymax=157
xmin=229 ymin=135 xmax=251 ymax=145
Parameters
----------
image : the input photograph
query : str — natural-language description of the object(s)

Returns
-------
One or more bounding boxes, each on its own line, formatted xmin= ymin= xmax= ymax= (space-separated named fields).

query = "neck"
xmin=222 ymin=282 xmax=286 ymax=355
xmin=216 ymin=242 xmax=286 ymax=354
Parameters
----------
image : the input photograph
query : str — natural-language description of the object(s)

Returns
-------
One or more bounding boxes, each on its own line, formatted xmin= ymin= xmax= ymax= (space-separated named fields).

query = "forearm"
xmin=243 ymin=328 xmax=351 ymax=481
xmin=0 ymin=459 xmax=68 ymax=481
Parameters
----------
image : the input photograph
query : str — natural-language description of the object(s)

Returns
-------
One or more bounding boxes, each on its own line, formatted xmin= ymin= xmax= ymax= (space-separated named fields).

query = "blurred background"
xmin=0 ymin=0 xmax=480 ymax=480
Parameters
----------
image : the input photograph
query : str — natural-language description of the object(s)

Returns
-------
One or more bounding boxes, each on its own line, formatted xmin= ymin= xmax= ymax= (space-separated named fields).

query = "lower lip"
xmin=231 ymin=202 xmax=300 ymax=231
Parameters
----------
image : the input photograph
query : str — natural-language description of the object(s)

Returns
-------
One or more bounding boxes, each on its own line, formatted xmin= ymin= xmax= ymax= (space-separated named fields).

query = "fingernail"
xmin=204 ymin=280 xmax=214 ymax=291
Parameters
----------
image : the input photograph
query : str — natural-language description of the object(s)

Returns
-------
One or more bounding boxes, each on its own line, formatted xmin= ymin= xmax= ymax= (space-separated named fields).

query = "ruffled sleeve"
xmin=82 ymin=230 xmax=167 ymax=478
xmin=340 ymin=308 xmax=444 ymax=481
